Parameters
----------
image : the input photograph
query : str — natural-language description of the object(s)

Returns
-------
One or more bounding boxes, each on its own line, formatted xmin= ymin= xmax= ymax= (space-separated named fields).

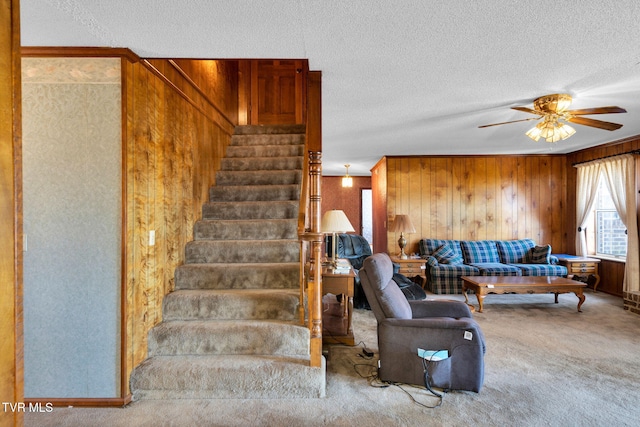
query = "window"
xmin=587 ymin=179 xmax=627 ymax=259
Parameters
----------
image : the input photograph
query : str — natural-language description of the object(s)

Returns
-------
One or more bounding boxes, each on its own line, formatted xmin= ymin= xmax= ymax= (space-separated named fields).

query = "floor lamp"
xmin=392 ymin=214 xmax=416 ymax=259
xmin=321 ymin=210 xmax=355 ymax=268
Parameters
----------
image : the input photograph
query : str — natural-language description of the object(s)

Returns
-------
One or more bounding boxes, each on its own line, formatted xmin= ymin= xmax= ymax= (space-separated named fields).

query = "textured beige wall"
xmin=22 ymin=57 xmax=122 ymax=397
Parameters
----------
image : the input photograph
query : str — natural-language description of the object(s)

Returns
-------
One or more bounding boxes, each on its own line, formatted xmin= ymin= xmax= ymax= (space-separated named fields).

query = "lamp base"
xmin=398 ymin=233 xmax=408 ymax=260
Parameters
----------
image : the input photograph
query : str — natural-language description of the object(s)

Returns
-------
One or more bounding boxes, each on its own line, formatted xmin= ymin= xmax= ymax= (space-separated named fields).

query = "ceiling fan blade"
xmin=511 ymin=106 xmax=541 ymax=115
xmin=478 ymin=117 xmax=540 ymax=128
xmin=566 ymin=116 xmax=623 ymax=131
xmin=568 ymin=106 xmax=627 ymax=115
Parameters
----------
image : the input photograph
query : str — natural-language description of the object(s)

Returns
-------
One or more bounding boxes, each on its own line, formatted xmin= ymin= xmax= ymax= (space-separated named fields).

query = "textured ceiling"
xmin=21 ymin=0 xmax=640 ymax=175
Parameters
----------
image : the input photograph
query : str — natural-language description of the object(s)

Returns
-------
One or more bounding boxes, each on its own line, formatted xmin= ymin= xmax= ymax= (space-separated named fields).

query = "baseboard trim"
xmin=25 ymin=395 xmax=132 ymax=408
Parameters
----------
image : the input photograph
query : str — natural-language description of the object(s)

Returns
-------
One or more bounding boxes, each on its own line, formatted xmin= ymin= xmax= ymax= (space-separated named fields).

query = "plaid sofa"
xmin=418 ymin=238 xmax=568 ymax=294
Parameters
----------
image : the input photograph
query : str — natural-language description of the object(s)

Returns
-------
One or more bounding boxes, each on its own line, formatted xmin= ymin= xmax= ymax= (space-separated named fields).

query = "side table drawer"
xmin=570 ymin=264 xmax=596 ymax=274
xmin=397 ymin=262 xmax=426 ymax=276
xmin=399 ymin=267 xmax=424 ymax=275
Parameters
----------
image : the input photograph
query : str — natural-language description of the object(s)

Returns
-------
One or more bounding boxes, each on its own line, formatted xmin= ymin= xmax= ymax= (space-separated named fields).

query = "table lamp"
xmin=392 ymin=214 xmax=416 ymax=259
xmin=321 ymin=210 xmax=355 ymax=267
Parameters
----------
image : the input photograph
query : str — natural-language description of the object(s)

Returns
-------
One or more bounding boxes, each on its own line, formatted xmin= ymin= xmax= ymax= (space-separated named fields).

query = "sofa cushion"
xmin=469 ymin=262 xmax=522 ymax=276
xmin=511 ymin=263 xmax=568 ymax=276
xmin=419 ymin=239 xmax=463 ymax=258
xmin=461 ymin=240 xmax=500 ymax=263
xmin=432 ymin=244 xmax=464 ymax=265
xmin=427 ymin=264 xmax=480 ymax=294
xmin=528 ymin=245 xmax=551 ymax=264
xmin=496 ymin=239 xmax=535 ymax=264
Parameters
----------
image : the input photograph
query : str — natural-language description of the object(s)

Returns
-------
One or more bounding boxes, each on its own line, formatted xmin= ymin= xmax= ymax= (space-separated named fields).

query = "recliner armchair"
xmin=359 ymin=253 xmax=486 ymax=392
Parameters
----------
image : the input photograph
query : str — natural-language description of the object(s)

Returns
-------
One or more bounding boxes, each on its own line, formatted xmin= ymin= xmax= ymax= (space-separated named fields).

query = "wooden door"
xmin=250 ymin=60 xmax=306 ymax=125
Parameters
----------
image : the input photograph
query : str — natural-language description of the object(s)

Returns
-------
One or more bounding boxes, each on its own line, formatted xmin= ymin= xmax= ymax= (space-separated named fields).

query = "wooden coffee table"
xmin=461 ymin=276 xmax=586 ymax=313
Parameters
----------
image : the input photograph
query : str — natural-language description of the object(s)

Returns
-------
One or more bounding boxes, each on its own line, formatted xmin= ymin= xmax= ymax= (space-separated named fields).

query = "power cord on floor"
xmin=350 ymin=345 xmax=446 ymax=405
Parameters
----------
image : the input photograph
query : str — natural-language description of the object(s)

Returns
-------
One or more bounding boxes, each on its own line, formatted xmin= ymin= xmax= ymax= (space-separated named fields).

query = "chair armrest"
xmin=380 ymin=317 xmax=486 ymax=352
xmin=409 ymin=299 xmax=473 ymax=319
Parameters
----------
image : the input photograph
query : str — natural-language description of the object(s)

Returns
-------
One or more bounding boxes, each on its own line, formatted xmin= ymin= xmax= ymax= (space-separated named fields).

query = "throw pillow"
xmin=432 ymin=244 xmax=464 ymax=265
xmin=529 ymin=245 xmax=551 ymax=264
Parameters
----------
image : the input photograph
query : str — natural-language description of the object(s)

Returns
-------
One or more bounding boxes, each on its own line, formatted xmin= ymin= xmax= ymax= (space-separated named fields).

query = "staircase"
xmin=130 ymin=124 xmax=326 ymax=399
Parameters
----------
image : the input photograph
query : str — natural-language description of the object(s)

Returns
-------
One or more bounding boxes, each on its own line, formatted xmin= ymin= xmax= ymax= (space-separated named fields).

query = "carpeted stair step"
xmin=130 ymin=354 xmax=326 ymax=400
xmin=185 ymin=240 xmax=300 ymax=264
xmin=148 ymin=320 xmax=309 ymax=356
xmin=230 ymin=133 xmax=304 ymax=146
xmin=220 ymin=156 xmax=302 ymax=171
xmin=194 ymin=219 xmax=297 ymax=240
xmin=225 ymin=144 xmax=303 ymax=158
xmin=216 ymin=170 xmax=301 ymax=186
xmin=163 ymin=289 xmax=300 ymax=321
xmin=202 ymin=200 xmax=298 ymax=220
xmin=174 ymin=263 xmax=299 ymax=290
xmin=233 ymin=124 xmax=306 ymax=135
xmin=209 ymin=184 xmax=300 ymax=202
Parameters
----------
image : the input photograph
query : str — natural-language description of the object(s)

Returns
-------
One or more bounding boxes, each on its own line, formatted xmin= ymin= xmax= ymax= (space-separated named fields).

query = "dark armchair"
xmin=359 ymin=253 xmax=486 ymax=392
xmin=333 ymin=233 xmax=373 ymax=309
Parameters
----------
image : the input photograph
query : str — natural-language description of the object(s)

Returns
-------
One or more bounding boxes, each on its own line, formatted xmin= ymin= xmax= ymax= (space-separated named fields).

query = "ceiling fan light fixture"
xmin=482 ymin=92 xmax=625 ymax=143
xmin=526 ymin=117 xmax=575 ymax=143
xmin=525 ymin=125 xmax=543 ymax=141
xmin=557 ymin=123 xmax=576 ymax=140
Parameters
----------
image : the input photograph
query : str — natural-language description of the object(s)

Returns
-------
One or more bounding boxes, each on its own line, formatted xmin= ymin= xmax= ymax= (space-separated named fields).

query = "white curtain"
xmin=575 ymin=162 xmax=601 ymax=256
xmin=600 ymin=154 xmax=639 ymax=293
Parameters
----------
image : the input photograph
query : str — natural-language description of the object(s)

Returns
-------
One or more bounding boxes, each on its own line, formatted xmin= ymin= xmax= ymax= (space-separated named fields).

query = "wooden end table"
xmin=554 ymin=255 xmax=601 ymax=292
xmin=322 ymin=267 xmax=355 ymax=345
xmin=461 ymin=276 xmax=586 ymax=313
xmin=389 ymin=256 xmax=427 ymax=286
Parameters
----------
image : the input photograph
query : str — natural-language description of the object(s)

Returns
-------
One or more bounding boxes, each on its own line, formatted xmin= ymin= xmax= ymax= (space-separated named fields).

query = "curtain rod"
xmin=572 ymin=150 xmax=640 ymax=167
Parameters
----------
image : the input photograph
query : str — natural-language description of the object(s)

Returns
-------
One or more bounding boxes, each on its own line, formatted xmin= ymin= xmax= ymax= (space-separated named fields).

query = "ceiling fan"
xmin=479 ymin=93 xmax=627 ymax=143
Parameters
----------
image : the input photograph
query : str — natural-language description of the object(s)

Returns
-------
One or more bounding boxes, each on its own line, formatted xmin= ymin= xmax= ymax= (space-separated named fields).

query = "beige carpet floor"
xmin=26 ymin=290 xmax=640 ymax=427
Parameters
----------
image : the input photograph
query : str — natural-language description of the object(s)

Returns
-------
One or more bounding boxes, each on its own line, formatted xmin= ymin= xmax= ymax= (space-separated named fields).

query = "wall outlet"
xmin=149 ymin=230 xmax=155 ymax=246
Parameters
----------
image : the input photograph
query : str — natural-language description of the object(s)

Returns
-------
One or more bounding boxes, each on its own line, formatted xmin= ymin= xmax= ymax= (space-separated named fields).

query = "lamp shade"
xmin=391 ymin=214 xmax=416 ymax=233
xmin=321 ymin=210 xmax=355 ymax=233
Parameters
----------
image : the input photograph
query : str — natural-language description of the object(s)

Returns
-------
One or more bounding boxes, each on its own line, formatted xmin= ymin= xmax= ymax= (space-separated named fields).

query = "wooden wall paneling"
xmin=451 ymin=158 xmax=463 ymax=240
xmin=416 ymin=158 xmax=428 ymax=240
xmin=152 ymin=70 xmax=166 ymax=323
xmin=378 ymin=155 xmax=569 ymax=256
xmin=183 ymin=98 xmax=195 ymax=252
xmin=132 ymin=62 xmax=152 ymax=365
xmin=460 ymin=158 xmax=473 ymax=240
xmin=599 ymin=260 xmax=625 ymax=296
xmin=1 ymin=0 xmax=23 ymax=423
xmin=237 ymin=61 xmax=250 ymax=125
xmin=502 ymin=157 xmax=519 ymax=240
xmin=526 ymin=157 xmax=539 ymax=242
xmin=385 ymin=159 xmax=397 ymax=254
xmin=425 ymin=158 xmax=436 ymax=240
xmin=435 ymin=157 xmax=452 ymax=240
xmin=514 ymin=157 xmax=526 ymax=240
xmin=371 ymin=158 xmax=388 ymax=253
xmin=163 ymin=83 xmax=179 ymax=295
xmin=475 ymin=157 xmax=488 ymax=240
xmin=407 ymin=158 xmax=423 ymax=255
xmin=550 ymin=156 xmax=566 ymax=252
xmin=485 ymin=157 xmax=497 ymax=240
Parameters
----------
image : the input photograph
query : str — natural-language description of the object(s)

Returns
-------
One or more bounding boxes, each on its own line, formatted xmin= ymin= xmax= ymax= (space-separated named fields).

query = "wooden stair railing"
xmin=298 ymin=71 xmax=323 ymax=367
